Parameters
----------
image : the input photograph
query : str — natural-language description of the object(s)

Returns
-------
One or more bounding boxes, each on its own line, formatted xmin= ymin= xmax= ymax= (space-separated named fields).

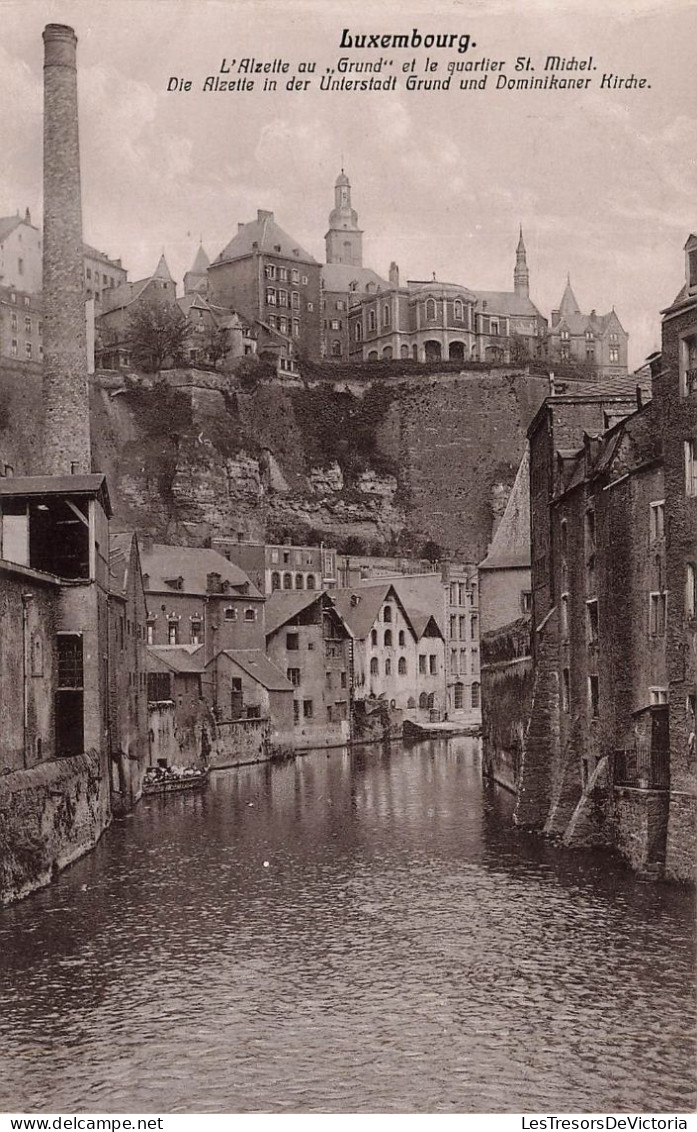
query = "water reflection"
xmin=0 ymin=738 xmax=694 ymax=1113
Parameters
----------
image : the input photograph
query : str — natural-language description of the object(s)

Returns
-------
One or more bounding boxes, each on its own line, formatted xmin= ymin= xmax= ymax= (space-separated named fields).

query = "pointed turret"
xmin=325 ymin=168 xmax=363 ymax=267
xmin=184 ymin=242 xmax=210 ymax=296
xmin=153 ymin=252 xmax=174 ymax=283
xmin=559 ymin=274 xmax=581 ymax=316
xmin=514 ymin=226 xmax=529 ymax=298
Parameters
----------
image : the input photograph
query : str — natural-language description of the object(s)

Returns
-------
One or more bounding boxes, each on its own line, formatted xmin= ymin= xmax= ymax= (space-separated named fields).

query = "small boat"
xmin=142 ymin=764 xmax=209 ymax=796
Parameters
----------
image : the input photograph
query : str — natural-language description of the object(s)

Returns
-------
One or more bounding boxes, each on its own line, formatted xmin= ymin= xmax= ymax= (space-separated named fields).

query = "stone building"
xmin=439 ymin=564 xmax=482 ymax=725
xmin=321 ymin=170 xmax=388 ymax=360
xmin=0 ymin=210 xmax=125 ymax=365
xmin=265 ymin=589 xmax=353 ymax=748
xmin=96 ymin=253 xmax=177 ymax=369
xmin=652 ymin=231 xmax=697 ymax=881
xmin=546 ymin=277 xmax=628 ymax=379
xmin=347 ymin=232 xmax=546 ymax=364
xmin=0 ymin=283 xmax=43 ymax=366
xmin=212 ymin=538 xmax=337 ymax=595
xmin=108 ymin=532 xmax=149 ymax=813
xmin=480 ymin=261 xmax=695 ymax=882
xmin=333 ymin=581 xmax=445 ymax=725
xmin=479 ymin=449 xmax=532 ymax=635
xmin=208 ymin=209 xmax=322 ymax=362
xmin=140 ymin=543 xmax=265 ymax=662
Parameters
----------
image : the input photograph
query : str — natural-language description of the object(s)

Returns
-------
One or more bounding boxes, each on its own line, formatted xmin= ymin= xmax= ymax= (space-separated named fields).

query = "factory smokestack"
xmin=42 ymin=24 xmax=90 ymax=475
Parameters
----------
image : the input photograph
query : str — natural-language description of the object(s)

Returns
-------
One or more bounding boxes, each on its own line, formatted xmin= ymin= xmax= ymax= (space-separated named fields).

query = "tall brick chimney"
xmin=42 ymin=24 xmax=90 ymax=475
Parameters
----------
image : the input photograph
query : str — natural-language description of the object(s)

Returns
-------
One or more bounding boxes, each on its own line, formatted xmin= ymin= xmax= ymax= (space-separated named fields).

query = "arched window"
xmin=454 ymin=299 xmax=463 ymax=321
xmin=384 ymin=630 xmax=392 ymax=647
xmin=454 ymin=682 xmax=464 ymax=709
xmin=370 ymin=657 xmax=379 ymax=675
xmin=271 ymin=572 xmax=281 ymax=591
xmin=398 ymin=657 xmax=407 ymax=675
xmin=385 ymin=658 xmax=391 ymax=676
xmin=283 ymin=572 xmax=293 ymax=590
xmin=368 ymin=350 xmax=378 ymax=361
xmin=371 ymin=628 xmax=378 ymax=646
xmin=306 ymin=574 xmax=316 ymax=590
xmin=368 ymin=310 xmax=377 ymax=331
xmin=382 ymin=346 xmax=393 ymax=359
xmin=419 ymin=692 xmax=429 ymax=709
xmin=426 ymin=298 xmax=437 ymax=320
xmin=400 ymin=344 xmax=410 ymax=359
xmin=407 ymin=696 xmax=416 ymax=709
xmin=398 ymin=630 xmax=405 ymax=646
xmin=687 ymin=563 xmax=697 ymax=619
xmin=354 ymin=322 xmax=362 ymax=341
xmin=295 ymin=573 xmax=304 ymax=590
xmin=383 ymin=605 xmax=392 ymax=623
xmin=331 ymin=340 xmax=342 ymax=357
xmin=471 ymin=682 xmax=480 ymax=709
xmin=383 ymin=304 xmax=391 ymax=327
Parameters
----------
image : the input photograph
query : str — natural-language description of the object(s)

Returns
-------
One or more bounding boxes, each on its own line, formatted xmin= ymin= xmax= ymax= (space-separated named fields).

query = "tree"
xmin=201 ymin=325 xmax=230 ymax=370
xmin=127 ymin=299 xmax=187 ymax=373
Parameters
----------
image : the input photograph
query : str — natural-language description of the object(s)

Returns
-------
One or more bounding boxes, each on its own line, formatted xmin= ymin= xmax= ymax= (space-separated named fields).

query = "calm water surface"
xmin=0 ymin=739 xmax=695 ymax=1113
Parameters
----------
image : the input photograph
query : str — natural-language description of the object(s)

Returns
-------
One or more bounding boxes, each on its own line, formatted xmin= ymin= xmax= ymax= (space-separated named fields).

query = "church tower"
xmin=325 ymin=169 xmax=363 ymax=267
xmin=514 ymin=227 xmax=530 ymax=298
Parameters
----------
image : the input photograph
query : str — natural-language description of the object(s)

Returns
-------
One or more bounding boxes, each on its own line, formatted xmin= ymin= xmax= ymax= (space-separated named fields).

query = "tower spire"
xmin=325 ymin=168 xmax=363 ymax=267
xmin=514 ymin=226 xmax=529 ymax=298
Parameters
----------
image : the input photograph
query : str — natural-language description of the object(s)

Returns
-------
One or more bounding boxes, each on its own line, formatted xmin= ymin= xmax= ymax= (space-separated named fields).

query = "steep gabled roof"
xmin=141 ymin=544 xmax=262 ymax=598
xmin=479 ymin=449 xmax=531 ymax=571
xmin=147 ymin=644 xmax=205 ymax=674
xmin=0 ymin=215 xmax=23 ymax=242
xmin=474 ymin=290 xmax=545 ymax=319
xmin=374 ymin=573 xmax=446 ymax=638
xmin=264 ymin=590 xmax=325 ymax=637
xmin=109 ymin=531 xmax=136 ymax=598
xmin=331 ymin=582 xmax=416 ymax=642
xmin=219 ymin=649 xmax=293 ymax=691
xmin=213 ymin=210 xmax=318 ymax=267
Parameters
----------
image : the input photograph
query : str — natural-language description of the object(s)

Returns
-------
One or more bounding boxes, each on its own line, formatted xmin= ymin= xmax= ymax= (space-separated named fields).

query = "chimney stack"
xmin=42 ymin=24 xmax=91 ymax=475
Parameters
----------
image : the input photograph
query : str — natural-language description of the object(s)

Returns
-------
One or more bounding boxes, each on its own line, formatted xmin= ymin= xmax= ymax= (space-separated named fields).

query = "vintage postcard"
xmin=0 ymin=0 xmax=695 ymax=1119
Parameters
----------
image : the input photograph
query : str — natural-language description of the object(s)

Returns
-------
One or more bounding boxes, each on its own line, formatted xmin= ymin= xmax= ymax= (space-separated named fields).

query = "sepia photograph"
xmin=0 ymin=0 xmax=695 ymax=1117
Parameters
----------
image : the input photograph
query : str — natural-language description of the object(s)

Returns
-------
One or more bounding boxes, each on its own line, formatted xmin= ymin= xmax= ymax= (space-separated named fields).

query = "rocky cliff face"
xmin=1 ymin=362 xmax=550 ymax=558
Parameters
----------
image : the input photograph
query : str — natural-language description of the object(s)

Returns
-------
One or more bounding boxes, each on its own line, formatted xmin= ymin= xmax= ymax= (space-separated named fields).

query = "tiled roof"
xmin=220 ymin=649 xmax=293 ymax=691
xmin=141 ymin=544 xmax=262 ymax=598
xmin=189 ymin=244 xmax=210 ymax=274
xmin=479 ymin=449 xmax=531 ymax=571
xmin=109 ymin=531 xmax=135 ymax=597
xmin=373 ymin=573 xmax=446 ymax=638
xmin=213 ymin=211 xmax=318 ymax=267
xmin=264 ymin=590 xmax=324 ymax=637
xmin=0 ymin=474 xmax=113 ymax=517
xmin=83 ymin=243 xmax=123 ymax=269
xmin=0 ymin=215 xmax=23 ymax=242
xmin=474 ymin=290 xmax=545 ymax=319
xmin=147 ymin=645 xmax=205 ymax=674
xmin=332 ymin=582 xmax=416 ymax=642
xmin=321 ymin=264 xmax=388 ymax=293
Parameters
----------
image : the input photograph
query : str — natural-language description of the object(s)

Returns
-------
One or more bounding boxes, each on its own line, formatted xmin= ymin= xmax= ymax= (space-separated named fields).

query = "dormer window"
xmin=688 ymin=246 xmax=697 ymax=291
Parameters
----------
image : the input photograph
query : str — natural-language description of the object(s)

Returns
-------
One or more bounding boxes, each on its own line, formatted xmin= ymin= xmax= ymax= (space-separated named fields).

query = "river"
xmin=0 ymin=738 xmax=695 ymax=1113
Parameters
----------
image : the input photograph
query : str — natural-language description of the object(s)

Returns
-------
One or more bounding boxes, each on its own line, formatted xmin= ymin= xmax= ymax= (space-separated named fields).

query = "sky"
xmin=1 ymin=0 xmax=696 ymax=368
